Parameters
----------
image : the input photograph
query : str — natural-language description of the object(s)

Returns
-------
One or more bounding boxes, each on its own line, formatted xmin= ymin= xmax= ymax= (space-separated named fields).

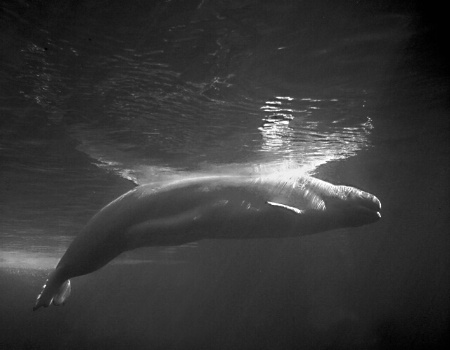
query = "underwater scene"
xmin=1 ymin=1 xmax=449 ymax=349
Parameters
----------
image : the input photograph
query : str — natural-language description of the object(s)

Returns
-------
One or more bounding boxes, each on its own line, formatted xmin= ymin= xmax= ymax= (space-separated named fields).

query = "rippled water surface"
xmin=1 ymin=1 xmax=449 ymax=349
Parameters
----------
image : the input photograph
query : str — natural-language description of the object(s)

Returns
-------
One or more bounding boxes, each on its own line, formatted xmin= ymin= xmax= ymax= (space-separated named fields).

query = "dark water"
xmin=1 ymin=1 xmax=449 ymax=349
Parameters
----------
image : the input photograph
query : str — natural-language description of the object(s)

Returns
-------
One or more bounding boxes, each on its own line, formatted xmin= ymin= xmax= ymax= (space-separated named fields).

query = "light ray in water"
xmin=0 ymin=236 xmax=198 ymax=271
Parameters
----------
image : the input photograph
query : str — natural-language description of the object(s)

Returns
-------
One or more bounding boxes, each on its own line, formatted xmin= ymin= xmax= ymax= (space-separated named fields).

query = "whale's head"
xmin=267 ymin=177 xmax=381 ymax=235
xmin=318 ymin=184 xmax=381 ymax=229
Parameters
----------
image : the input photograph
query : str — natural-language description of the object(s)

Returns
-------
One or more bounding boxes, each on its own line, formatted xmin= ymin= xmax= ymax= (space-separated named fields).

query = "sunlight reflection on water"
xmin=258 ymin=95 xmax=373 ymax=170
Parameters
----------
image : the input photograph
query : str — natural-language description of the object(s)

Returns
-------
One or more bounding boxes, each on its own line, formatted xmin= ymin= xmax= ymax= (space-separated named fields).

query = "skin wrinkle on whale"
xmin=33 ymin=174 xmax=381 ymax=311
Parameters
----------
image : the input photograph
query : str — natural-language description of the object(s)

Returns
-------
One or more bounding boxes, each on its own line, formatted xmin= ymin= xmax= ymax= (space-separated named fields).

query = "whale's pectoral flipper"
xmin=33 ymin=268 xmax=71 ymax=311
xmin=266 ymin=201 xmax=305 ymax=214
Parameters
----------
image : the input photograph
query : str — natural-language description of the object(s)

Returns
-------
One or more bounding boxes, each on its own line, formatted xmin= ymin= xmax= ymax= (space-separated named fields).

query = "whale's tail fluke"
xmin=33 ymin=268 xmax=71 ymax=311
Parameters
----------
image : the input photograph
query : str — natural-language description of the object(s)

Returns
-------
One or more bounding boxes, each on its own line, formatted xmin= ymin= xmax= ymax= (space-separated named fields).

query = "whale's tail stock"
xmin=33 ymin=268 xmax=71 ymax=311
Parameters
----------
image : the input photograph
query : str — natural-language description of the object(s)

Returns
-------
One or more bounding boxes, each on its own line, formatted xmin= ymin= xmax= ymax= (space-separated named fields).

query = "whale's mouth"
xmin=322 ymin=188 xmax=381 ymax=227
xmin=357 ymin=200 xmax=381 ymax=221
xmin=348 ymin=191 xmax=382 ymax=224
xmin=360 ymin=193 xmax=381 ymax=215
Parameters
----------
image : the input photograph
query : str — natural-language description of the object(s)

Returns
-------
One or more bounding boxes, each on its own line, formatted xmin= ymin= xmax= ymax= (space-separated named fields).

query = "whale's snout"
xmin=353 ymin=191 xmax=381 ymax=213
xmin=323 ymin=186 xmax=381 ymax=228
xmin=346 ymin=189 xmax=381 ymax=225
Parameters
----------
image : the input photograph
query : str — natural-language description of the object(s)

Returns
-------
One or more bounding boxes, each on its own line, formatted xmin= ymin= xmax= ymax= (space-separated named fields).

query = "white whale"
xmin=33 ymin=174 xmax=381 ymax=310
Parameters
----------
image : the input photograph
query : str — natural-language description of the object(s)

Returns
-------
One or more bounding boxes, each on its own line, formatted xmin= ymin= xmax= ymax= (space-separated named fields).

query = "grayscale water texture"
xmin=0 ymin=1 xmax=449 ymax=349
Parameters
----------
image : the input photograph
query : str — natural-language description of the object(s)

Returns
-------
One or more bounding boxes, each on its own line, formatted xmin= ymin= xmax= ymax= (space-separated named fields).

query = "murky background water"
xmin=1 ymin=1 xmax=449 ymax=349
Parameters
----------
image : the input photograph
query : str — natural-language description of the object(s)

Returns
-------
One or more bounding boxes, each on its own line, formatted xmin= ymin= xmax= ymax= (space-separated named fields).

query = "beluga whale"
xmin=33 ymin=173 xmax=381 ymax=310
